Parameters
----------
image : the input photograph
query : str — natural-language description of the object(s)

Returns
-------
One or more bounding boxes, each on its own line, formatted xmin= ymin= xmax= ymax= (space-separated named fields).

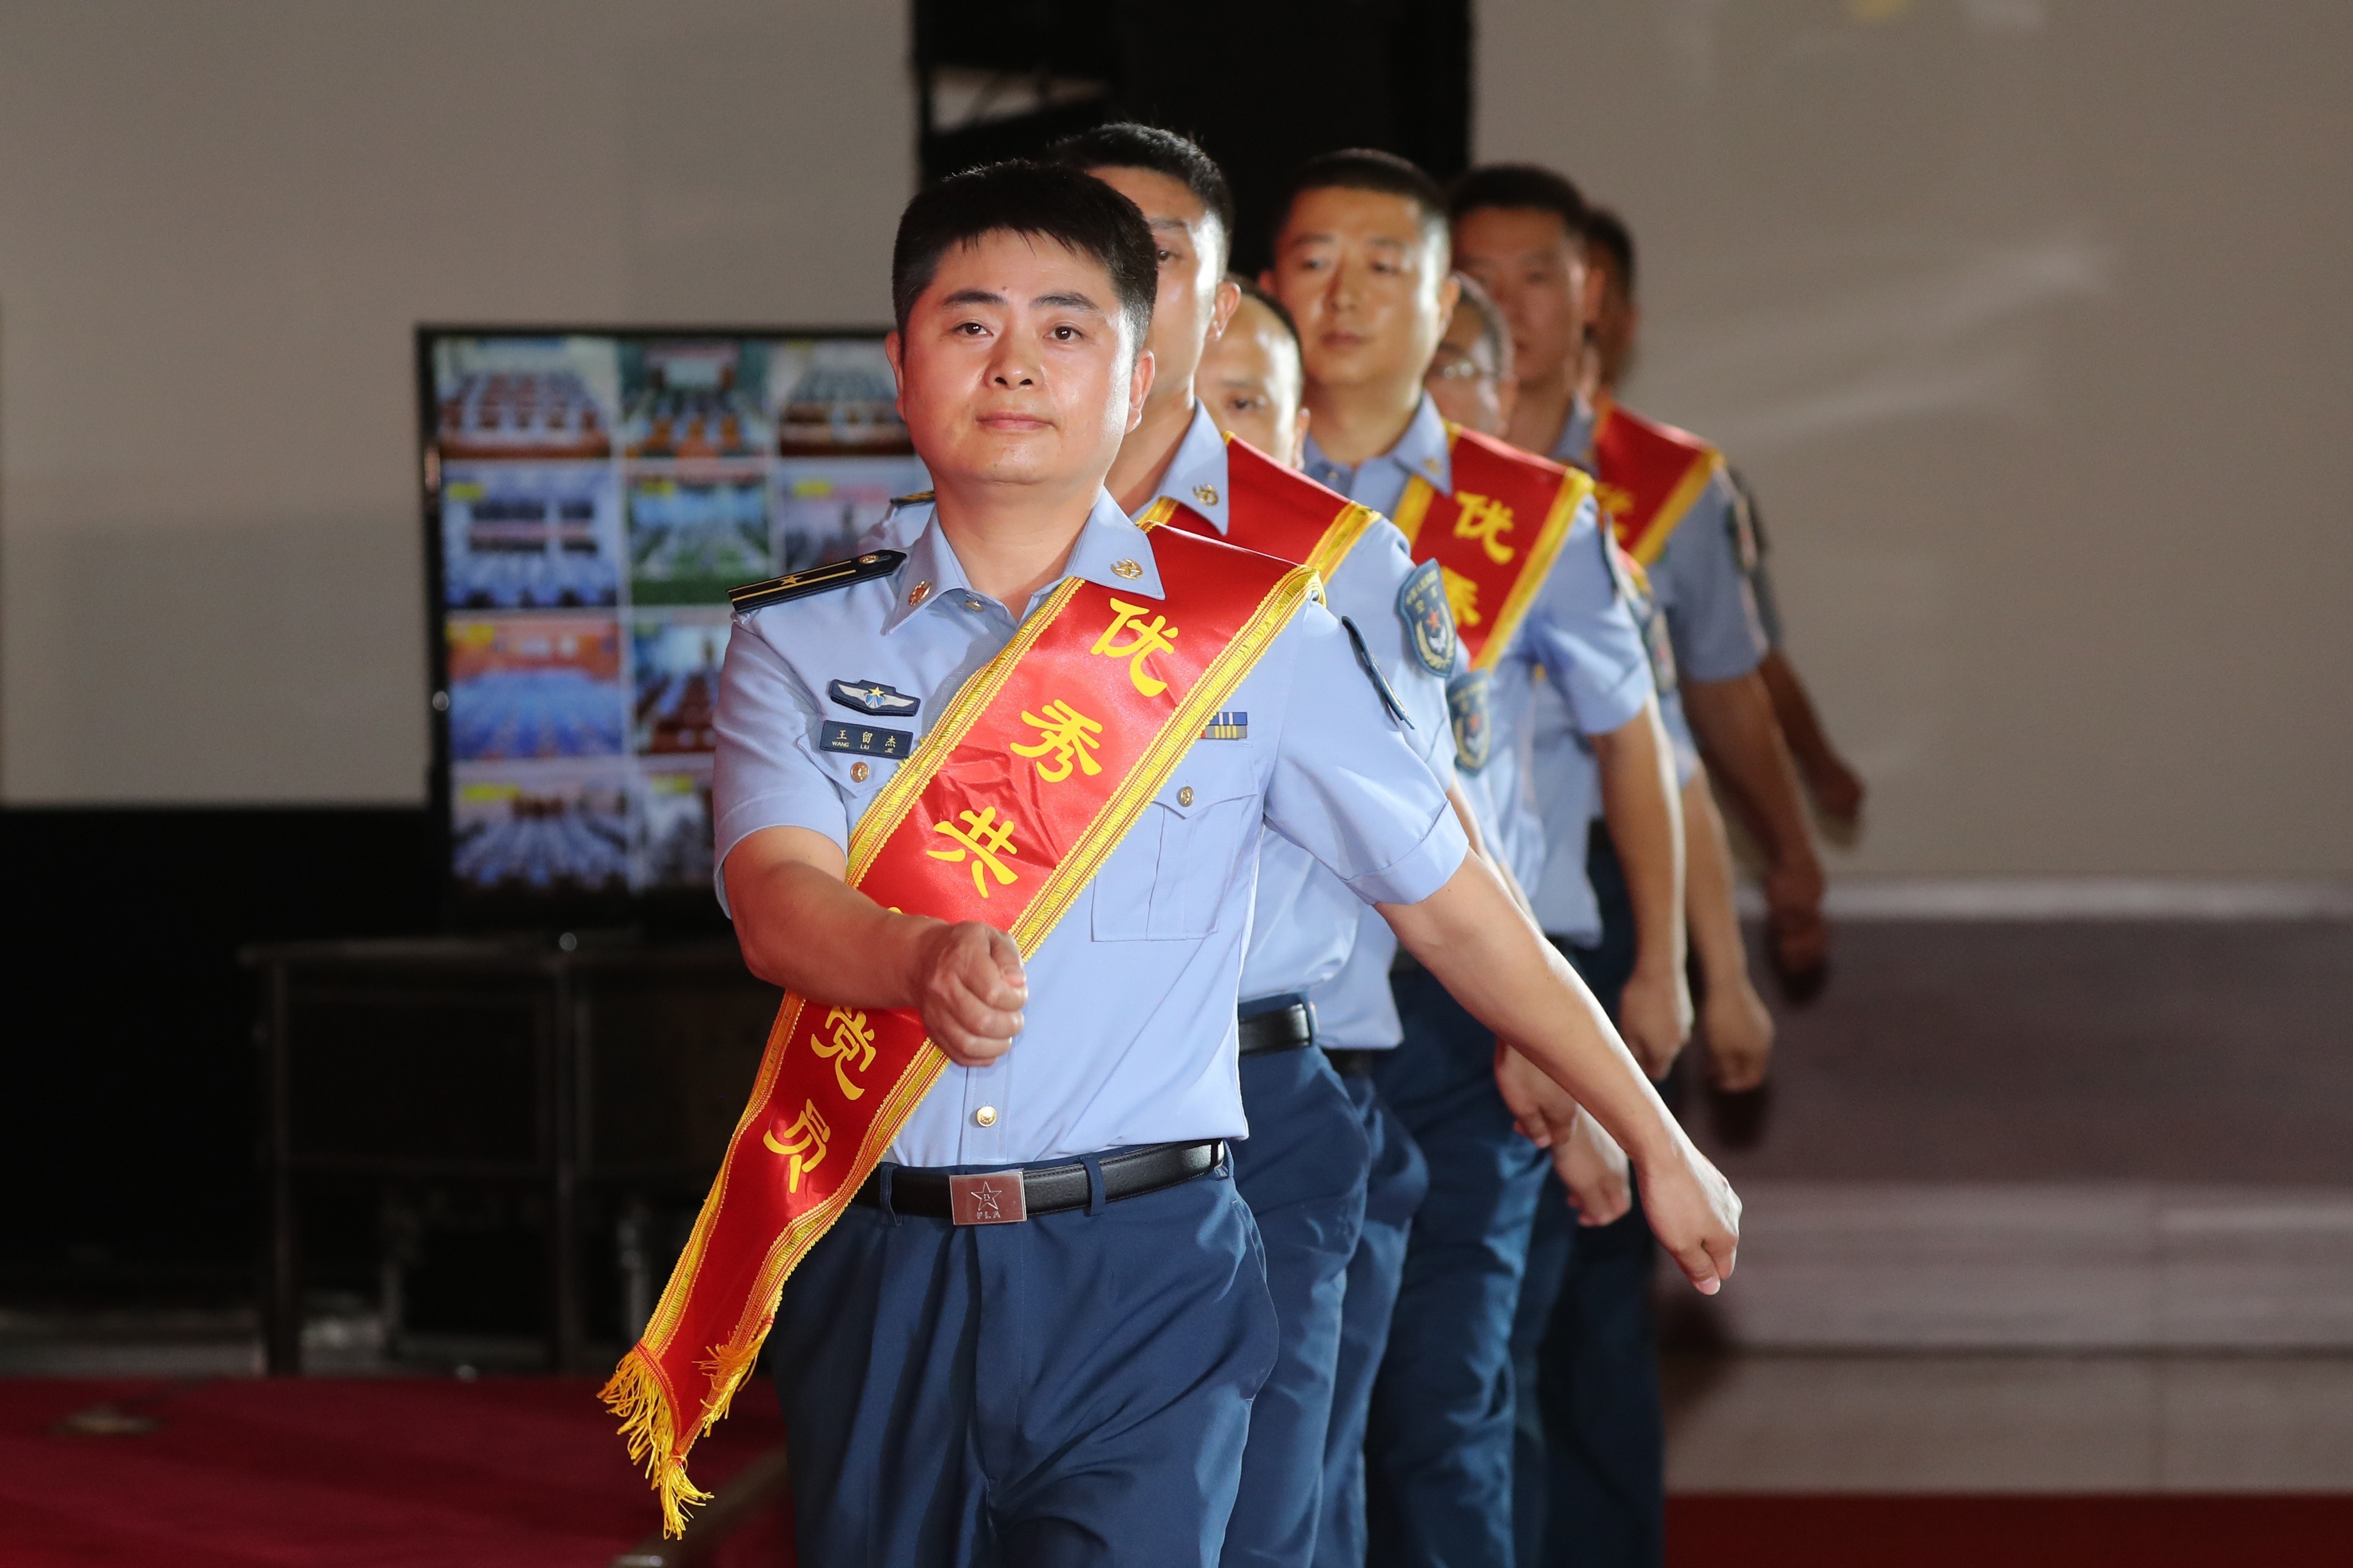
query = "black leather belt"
xmin=1239 ymin=995 xmax=1316 ymax=1057
xmin=850 ymin=1139 xmax=1225 ymax=1224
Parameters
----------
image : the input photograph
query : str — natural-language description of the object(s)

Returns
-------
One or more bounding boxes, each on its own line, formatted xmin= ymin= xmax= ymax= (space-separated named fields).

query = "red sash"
xmin=1159 ymin=434 xmax=1378 ymax=579
xmin=1588 ymin=397 xmax=1722 ymax=566
xmin=603 ymin=527 xmax=1315 ymax=1535
xmin=1391 ymin=423 xmax=1595 ymax=670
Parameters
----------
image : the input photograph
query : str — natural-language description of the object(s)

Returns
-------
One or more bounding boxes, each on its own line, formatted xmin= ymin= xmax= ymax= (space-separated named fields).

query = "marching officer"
xmin=1047 ymin=123 xmax=1472 ymax=1568
xmin=1450 ymin=163 xmax=1791 ymax=1568
xmin=604 ymin=160 xmax=1740 ymax=1568
xmin=1264 ymin=149 xmax=1690 ymax=1568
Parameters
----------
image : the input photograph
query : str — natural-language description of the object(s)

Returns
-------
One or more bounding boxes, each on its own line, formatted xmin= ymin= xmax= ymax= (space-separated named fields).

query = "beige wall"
xmin=0 ymin=0 xmax=912 ymax=803
xmin=4 ymin=2 xmax=2349 ymax=875
xmin=1477 ymin=0 xmax=2353 ymax=875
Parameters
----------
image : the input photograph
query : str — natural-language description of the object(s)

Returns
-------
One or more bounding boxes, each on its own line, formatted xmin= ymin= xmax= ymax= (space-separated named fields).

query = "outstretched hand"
xmin=1638 ymin=1139 xmax=1741 ymax=1294
xmin=913 ymin=921 xmax=1027 ymax=1066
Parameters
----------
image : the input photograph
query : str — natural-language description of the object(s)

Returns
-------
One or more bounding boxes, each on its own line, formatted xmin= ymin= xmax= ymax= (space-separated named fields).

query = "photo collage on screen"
xmin=434 ymin=333 xmax=929 ymax=899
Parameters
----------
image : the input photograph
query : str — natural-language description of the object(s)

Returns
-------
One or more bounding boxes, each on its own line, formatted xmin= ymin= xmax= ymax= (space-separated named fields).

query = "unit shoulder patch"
xmin=1396 ymin=558 xmax=1458 ymax=676
xmin=1447 ymin=669 xmax=1492 ymax=774
xmin=730 ymin=549 xmax=906 ymax=613
xmin=1600 ymin=528 xmax=1651 ymax=608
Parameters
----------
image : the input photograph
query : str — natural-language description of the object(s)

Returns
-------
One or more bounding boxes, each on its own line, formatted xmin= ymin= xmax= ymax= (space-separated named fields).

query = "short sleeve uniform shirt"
xmin=712 ymin=489 xmax=1468 ymax=1165
xmin=1144 ymin=401 xmax=1458 ymax=1008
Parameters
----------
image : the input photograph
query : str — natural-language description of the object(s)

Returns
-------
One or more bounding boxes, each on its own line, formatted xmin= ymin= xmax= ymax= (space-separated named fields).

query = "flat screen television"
xmin=417 ymin=327 xmax=930 ymax=929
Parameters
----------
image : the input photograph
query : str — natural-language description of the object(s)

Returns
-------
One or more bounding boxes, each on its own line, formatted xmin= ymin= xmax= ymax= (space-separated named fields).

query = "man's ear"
xmin=884 ymin=331 xmax=907 ymax=420
xmin=1127 ymin=347 xmax=1157 ymax=434
xmin=1495 ymin=374 xmax=1520 ymax=432
xmin=1435 ymin=270 xmax=1462 ymax=333
xmin=1578 ymin=262 xmax=1606 ymax=332
xmin=1289 ymin=405 xmax=1311 ymax=470
xmin=1207 ymin=278 xmax=1243 ymax=346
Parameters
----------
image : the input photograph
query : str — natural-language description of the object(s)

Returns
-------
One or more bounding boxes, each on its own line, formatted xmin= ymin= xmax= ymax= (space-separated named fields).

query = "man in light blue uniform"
xmin=717 ymin=160 xmax=1741 ymax=1568
xmin=1452 ymin=164 xmax=1780 ymax=1568
xmin=1046 ymin=124 xmax=1468 ymax=1568
xmin=1267 ymin=150 xmax=1687 ymax=1568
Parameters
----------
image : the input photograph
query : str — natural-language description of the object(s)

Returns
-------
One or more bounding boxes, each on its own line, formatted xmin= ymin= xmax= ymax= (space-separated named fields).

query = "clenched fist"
xmin=912 ymin=921 xmax=1028 ymax=1066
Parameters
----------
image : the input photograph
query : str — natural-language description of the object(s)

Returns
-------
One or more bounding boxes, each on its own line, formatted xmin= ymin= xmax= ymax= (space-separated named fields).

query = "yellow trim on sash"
xmin=1476 ymin=468 xmax=1593 ymax=672
xmin=1626 ymin=452 xmax=1722 ymax=569
xmin=1391 ymin=479 xmax=1435 ymax=545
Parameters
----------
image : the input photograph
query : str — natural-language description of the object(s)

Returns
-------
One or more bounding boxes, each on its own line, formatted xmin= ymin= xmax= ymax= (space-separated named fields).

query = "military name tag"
xmin=1447 ymin=669 xmax=1492 ymax=774
xmin=819 ymin=722 xmax=913 ymax=759
xmin=1396 ymin=558 xmax=1457 ymax=675
xmin=828 ymin=678 xmax=921 ymax=718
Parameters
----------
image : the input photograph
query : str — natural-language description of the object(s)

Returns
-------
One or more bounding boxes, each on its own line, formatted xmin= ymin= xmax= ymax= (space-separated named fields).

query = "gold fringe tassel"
xmin=600 ymin=1348 xmax=715 ymax=1539
xmin=693 ymin=1320 xmax=772 ymax=1433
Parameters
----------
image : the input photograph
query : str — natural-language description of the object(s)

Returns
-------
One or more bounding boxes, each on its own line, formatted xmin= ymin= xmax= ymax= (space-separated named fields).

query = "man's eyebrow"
xmin=940 ymin=287 xmax=1007 ymax=308
xmin=1033 ymin=290 xmax=1105 ymax=313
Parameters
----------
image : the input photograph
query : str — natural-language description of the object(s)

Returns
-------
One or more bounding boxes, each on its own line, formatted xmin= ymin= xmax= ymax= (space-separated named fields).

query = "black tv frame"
xmin=414 ymin=323 xmax=902 ymax=937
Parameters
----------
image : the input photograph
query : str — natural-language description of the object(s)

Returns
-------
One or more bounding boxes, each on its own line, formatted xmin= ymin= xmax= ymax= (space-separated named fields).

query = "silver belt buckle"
xmin=948 ymin=1170 xmax=1028 ymax=1225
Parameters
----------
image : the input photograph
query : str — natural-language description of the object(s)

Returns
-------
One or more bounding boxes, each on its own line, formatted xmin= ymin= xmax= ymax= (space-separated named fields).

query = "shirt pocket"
xmin=1088 ymin=744 xmax=1260 ymax=943
xmin=813 ymin=737 xmax=903 ymax=833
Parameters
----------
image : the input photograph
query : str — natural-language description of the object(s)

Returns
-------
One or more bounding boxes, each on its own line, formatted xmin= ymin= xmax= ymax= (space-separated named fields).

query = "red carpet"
xmin=1669 ymin=1494 xmax=2353 ymax=1566
xmin=0 ymin=1376 xmax=787 ymax=1567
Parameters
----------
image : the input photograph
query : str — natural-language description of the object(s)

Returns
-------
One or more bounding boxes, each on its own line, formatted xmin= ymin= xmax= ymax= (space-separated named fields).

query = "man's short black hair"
xmin=890 ymin=159 xmax=1157 ymax=348
xmin=1582 ymin=204 xmax=1636 ymax=298
xmin=1276 ymin=148 xmax=1450 ymax=247
xmin=1227 ymin=275 xmax=1302 ymax=360
xmin=1446 ymin=163 xmax=1592 ymax=246
xmin=1044 ymin=122 xmax=1236 ymax=256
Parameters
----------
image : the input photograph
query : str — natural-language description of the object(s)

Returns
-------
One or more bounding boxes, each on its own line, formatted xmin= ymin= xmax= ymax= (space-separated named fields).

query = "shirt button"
xmin=1178 ymin=785 xmax=1195 ymax=807
xmin=973 ymin=1105 xmax=998 ymax=1128
xmin=850 ymin=761 xmax=871 ymax=783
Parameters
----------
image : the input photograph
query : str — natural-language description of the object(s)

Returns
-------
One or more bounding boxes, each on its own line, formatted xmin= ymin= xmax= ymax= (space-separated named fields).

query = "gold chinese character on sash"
xmin=762 ymin=1099 xmax=831 ymax=1192
xmin=927 ymin=806 xmax=1020 ymax=897
xmin=1091 ymin=598 xmax=1180 ymax=696
xmin=1593 ymin=481 xmax=1636 ymax=525
xmin=807 ymin=1006 xmax=878 ymax=1100
xmin=1451 ymin=492 xmax=1517 ymax=564
xmin=1441 ymin=566 xmax=1483 ymax=629
xmin=1009 ymin=699 xmax=1106 ymax=782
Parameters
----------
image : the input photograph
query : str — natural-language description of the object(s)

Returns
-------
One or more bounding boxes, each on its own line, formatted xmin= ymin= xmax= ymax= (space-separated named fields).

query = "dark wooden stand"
xmin=247 ymin=937 xmax=777 ymax=1374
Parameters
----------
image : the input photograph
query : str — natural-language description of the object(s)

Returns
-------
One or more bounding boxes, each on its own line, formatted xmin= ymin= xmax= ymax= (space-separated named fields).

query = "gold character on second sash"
xmin=1010 ymin=698 xmax=1107 ymax=782
xmin=1451 ymin=492 xmax=1517 ymax=564
xmin=808 ymin=1006 xmax=878 ymax=1099
xmin=927 ymin=806 xmax=1020 ymax=897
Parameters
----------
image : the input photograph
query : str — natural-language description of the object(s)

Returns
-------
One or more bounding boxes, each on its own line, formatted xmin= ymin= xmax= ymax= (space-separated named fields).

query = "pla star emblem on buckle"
xmin=950 ymin=1171 xmax=1028 ymax=1225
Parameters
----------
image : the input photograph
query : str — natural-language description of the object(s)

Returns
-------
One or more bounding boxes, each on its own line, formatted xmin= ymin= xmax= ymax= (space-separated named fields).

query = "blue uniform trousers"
xmin=1364 ymin=968 xmax=1550 ymax=1568
xmin=1223 ymin=1044 xmax=1373 ymax=1568
xmin=770 ymin=1153 xmax=1281 ymax=1568
xmin=1314 ymin=1067 xmax=1430 ymax=1568
xmin=1512 ymin=825 xmax=1667 ymax=1568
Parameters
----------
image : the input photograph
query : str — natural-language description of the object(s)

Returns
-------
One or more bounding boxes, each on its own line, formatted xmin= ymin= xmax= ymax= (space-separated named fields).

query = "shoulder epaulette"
xmin=888 ymin=490 xmax=935 ymax=507
xmin=728 ymin=549 xmax=905 ymax=613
